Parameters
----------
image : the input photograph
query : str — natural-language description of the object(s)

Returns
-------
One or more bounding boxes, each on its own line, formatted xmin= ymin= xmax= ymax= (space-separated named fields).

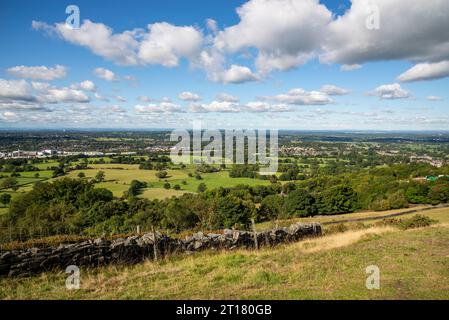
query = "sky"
xmin=0 ymin=0 xmax=448 ymax=130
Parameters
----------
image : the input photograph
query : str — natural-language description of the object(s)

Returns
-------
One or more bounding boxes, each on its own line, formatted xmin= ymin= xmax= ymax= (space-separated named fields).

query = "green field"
xmin=1 ymin=206 xmax=448 ymax=300
xmin=64 ymin=164 xmax=270 ymax=198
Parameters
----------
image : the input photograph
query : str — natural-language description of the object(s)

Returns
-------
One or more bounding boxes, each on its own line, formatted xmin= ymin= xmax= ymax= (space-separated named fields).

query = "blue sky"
xmin=0 ymin=0 xmax=448 ymax=130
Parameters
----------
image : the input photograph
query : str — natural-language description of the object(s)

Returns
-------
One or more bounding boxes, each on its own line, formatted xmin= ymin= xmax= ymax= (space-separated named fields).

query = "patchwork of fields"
xmin=1 ymin=159 xmax=271 ymax=200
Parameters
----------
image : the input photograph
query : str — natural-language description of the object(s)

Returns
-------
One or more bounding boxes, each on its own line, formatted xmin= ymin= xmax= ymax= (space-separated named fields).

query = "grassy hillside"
xmin=1 ymin=207 xmax=449 ymax=300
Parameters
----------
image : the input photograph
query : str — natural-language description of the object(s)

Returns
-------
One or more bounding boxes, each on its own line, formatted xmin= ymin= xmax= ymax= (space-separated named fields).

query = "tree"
xmin=257 ymin=195 xmax=284 ymax=222
xmin=405 ymin=183 xmax=429 ymax=204
xmin=77 ymin=172 xmax=86 ymax=179
xmin=155 ymin=170 xmax=168 ymax=179
xmin=197 ymin=183 xmax=207 ymax=193
xmin=284 ymin=189 xmax=317 ymax=217
xmin=173 ymin=184 xmax=181 ymax=190
xmin=1 ymin=177 xmax=18 ymax=190
xmin=216 ymin=196 xmax=255 ymax=229
xmin=163 ymin=182 xmax=171 ymax=189
xmin=34 ymin=172 xmax=40 ymax=179
xmin=428 ymin=183 xmax=449 ymax=204
xmin=95 ymin=171 xmax=105 ymax=183
xmin=319 ymin=185 xmax=357 ymax=215
xmin=0 ymin=193 xmax=11 ymax=207
xmin=127 ymin=180 xmax=147 ymax=197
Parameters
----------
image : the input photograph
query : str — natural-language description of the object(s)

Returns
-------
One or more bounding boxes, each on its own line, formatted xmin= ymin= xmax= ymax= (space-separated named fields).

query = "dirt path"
xmin=321 ymin=204 xmax=449 ymax=226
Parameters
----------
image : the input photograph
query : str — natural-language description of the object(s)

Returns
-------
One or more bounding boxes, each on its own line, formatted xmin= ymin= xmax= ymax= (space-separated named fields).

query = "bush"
xmin=257 ymin=195 xmax=284 ymax=222
xmin=375 ymin=214 xmax=437 ymax=230
xmin=283 ymin=189 xmax=317 ymax=217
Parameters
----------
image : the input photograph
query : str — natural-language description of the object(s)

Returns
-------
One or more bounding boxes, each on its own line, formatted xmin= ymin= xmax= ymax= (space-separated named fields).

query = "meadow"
xmin=65 ymin=163 xmax=271 ymax=198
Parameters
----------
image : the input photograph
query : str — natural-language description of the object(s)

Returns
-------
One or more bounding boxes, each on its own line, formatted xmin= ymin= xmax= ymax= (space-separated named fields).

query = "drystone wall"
xmin=0 ymin=222 xmax=321 ymax=277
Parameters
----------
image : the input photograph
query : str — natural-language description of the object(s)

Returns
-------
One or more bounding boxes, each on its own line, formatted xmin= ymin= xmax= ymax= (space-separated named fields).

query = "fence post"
xmin=152 ymin=226 xmax=158 ymax=262
xmin=137 ymin=225 xmax=141 ymax=235
xmin=251 ymin=219 xmax=258 ymax=250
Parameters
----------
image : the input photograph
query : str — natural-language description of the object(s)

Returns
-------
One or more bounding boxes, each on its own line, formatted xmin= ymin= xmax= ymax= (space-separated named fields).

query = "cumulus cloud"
xmin=33 ymin=20 xmax=203 ymax=68
xmin=134 ymin=102 xmax=183 ymax=113
xmin=93 ymin=68 xmax=119 ymax=81
xmin=189 ymin=101 xmax=240 ymax=113
xmin=370 ymin=83 xmax=411 ymax=100
xmin=216 ymin=65 xmax=259 ymax=84
xmin=178 ymin=91 xmax=201 ymax=101
xmin=138 ymin=95 xmax=152 ymax=103
xmin=244 ymin=101 xmax=290 ymax=113
xmin=321 ymin=0 xmax=449 ymax=66
xmin=340 ymin=64 xmax=362 ymax=71
xmin=1 ymin=78 xmax=90 ymax=106
xmin=138 ymin=22 xmax=203 ymax=67
xmin=71 ymin=80 xmax=96 ymax=91
xmin=31 ymin=0 xmax=449 ymax=84
xmin=320 ymin=85 xmax=350 ymax=96
xmin=216 ymin=93 xmax=239 ymax=103
xmin=0 ymin=111 xmax=19 ymax=122
xmin=0 ymin=79 xmax=36 ymax=102
xmin=109 ymin=105 xmax=127 ymax=113
xmin=266 ymin=88 xmax=333 ymax=105
xmin=94 ymin=92 xmax=109 ymax=102
xmin=189 ymin=100 xmax=291 ymax=113
xmin=115 ymin=95 xmax=127 ymax=103
xmin=215 ymin=0 xmax=331 ymax=74
xmin=7 ymin=65 xmax=67 ymax=81
xmin=40 ymin=87 xmax=90 ymax=104
xmin=397 ymin=60 xmax=449 ymax=82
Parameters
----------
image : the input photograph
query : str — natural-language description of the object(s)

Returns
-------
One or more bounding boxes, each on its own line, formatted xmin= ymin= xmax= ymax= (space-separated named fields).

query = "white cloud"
xmin=93 ymin=68 xmax=119 ymax=81
xmin=189 ymin=101 xmax=240 ymax=113
xmin=215 ymin=0 xmax=331 ymax=74
xmin=0 ymin=79 xmax=36 ymax=101
xmin=115 ymin=95 xmax=127 ymax=103
xmin=340 ymin=64 xmax=362 ymax=71
xmin=370 ymin=83 xmax=411 ymax=100
xmin=31 ymin=81 xmax=51 ymax=91
xmin=1 ymin=111 xmax=19 ymax=122
xmin=1 ymin=79 xmax=90 ymax=108
xmin=427 ymin=96 xmax=443 ymax=101
xmin=216 ymin=93 xmax=239 ymax=103
xmin=33 ymin=20 xmax=141 ymax=65
xmin=109 ymin=105 xmax=127 ymax=113
xmin=31 ymin=1 xmax=449 ymax=85
xmin=322 ymin=0 xmax=449 ymax=66
xmin=178 ymin=91 xmax=201 ymax=101
xmin=244 ymin=101 xmax=290 ymax=113
xmin=189 ymin=100 xmax=291 ymax=113
xmin=7 ymin=65 xmax=67 ymax=80
xmin=94 ymin=92 xmax=109 ymax=101
xmin=206 ymin=19 xmax=218 ymax=34
xmin=138 ymin=22 xmax=203 ymax=67
xmin=33 ymin=19 xmax=203 ymax=68
xmin=138 ymin=95 xmax=152 ymax=103
xmin=397 ymin=60 xmax=449 ymax=82
xmin=40 ymin=87 xmax=90 ymax=104
xmin=320 ymin=85 xmax=350 ymax=96
xmin=267 ymin=88 xmax=333 ymax=105
xmin=216 ymin=65 xmax=259 ymax=84
xmin=134 ymin=102 xmax=183 ymax=113
xmin=71 ymin=80 xmax=96 ymax=91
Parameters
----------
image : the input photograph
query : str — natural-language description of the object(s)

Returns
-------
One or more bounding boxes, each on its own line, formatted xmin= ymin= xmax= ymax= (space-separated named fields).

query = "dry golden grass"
xmin=296 ymin=226 xmax=395 ymax=253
